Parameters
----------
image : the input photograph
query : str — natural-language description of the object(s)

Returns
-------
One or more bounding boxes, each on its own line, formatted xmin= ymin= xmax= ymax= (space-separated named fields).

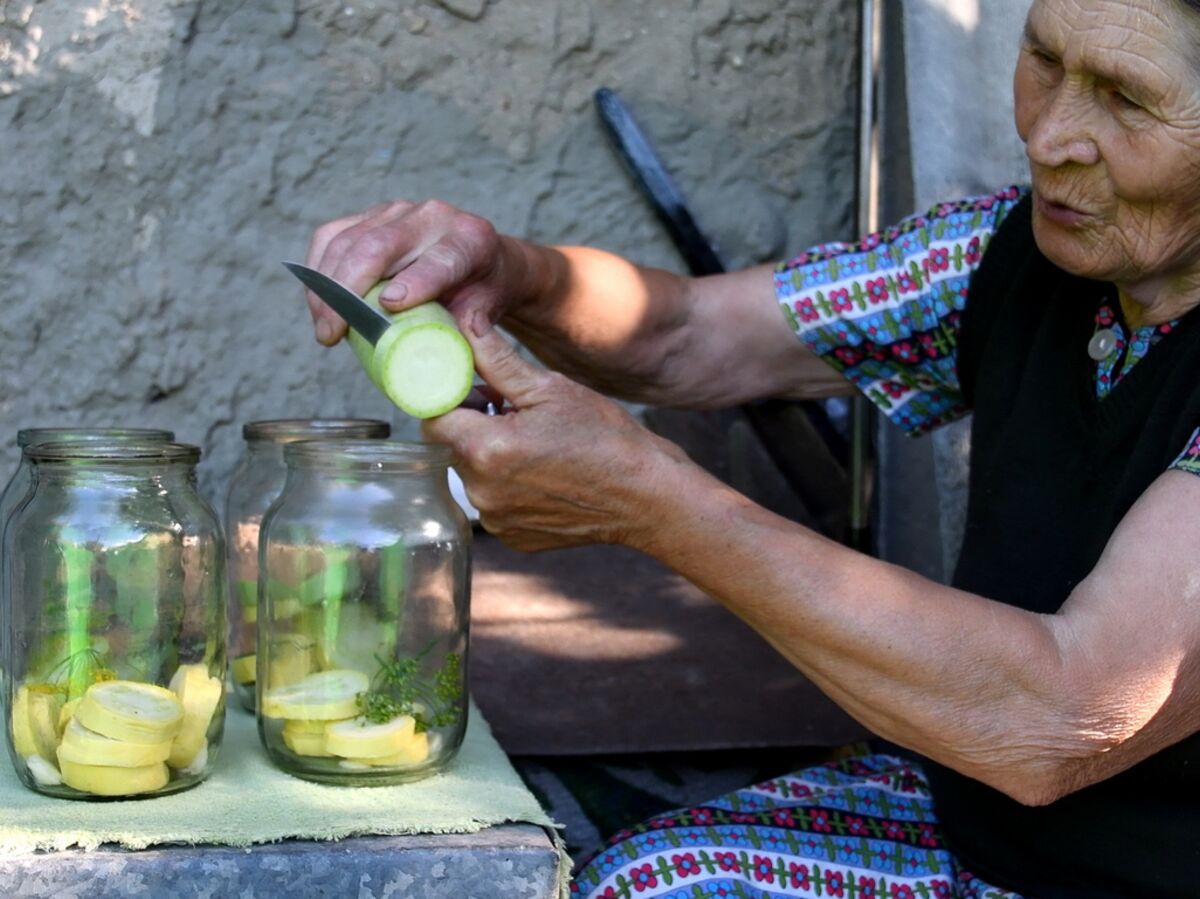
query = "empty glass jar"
xmin=3 ymin=442 xmax=226 ymax=799
xmin=256 ymin=440 xmax=470 ymax=785
xmin=224 ymin=419 xmax=390 ymax=711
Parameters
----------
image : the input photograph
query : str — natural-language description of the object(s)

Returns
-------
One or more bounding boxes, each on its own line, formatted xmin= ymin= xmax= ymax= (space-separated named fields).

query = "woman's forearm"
xmin=629 ymin=454 xmax=1104 ymax=804
xmin=497 ymin=240 xmax=694 ymax=401
xmin=496 ymin=239 xmax=852 ymax=407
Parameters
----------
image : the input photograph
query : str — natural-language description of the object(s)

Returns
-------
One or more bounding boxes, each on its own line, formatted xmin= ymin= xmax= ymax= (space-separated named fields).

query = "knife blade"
xmin=282 ymin=261 xmax=392 ymax=345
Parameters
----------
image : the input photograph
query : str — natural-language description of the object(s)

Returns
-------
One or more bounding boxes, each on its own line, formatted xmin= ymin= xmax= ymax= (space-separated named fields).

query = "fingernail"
xmin=315 ymin=319 xmax=333 ymax=344
xmin=470 ymin=311 xmax=491 ymax=337
xmin=380 ymin=282 xmax=407 ymax=306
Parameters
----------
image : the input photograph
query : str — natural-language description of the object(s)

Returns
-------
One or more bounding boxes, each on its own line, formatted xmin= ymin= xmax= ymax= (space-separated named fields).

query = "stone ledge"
xmin=0 ymin=824 xmax=561 ymax=899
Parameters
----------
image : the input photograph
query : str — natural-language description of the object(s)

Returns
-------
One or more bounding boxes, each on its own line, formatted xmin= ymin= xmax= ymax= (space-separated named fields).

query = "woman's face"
xmin=1014 ymin=0 xmax=1200 ymax=292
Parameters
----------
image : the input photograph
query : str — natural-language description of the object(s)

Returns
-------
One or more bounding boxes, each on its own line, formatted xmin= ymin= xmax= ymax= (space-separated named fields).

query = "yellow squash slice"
xmin=260 ymin=669 xmax=369 ymax=721
xmin=282 ymin=728 xmax=332 ymax=757
xmin=324 ymin=714 xmax=416 ymax=759
xmin=57 ymin=698 xmax=82 ymax=737
xmin=58 ymin=718 xmax=172 ymax=767
xmin=283 ymin=716 xmax=348 ymax=736
xmin=75 ymin=681 xmax=184 ymax=745
xmin=345 ymin=731 xmax=431 ymax=767
xmin=231 ymin=654 xmax=257 ymax=685
xmin=11 ymin=686 xmax=63 ymax=760
xmin=167 ymin=664 xmax=224 ymax=769
xmin=57 ymin=756 xmax=169 ymax=797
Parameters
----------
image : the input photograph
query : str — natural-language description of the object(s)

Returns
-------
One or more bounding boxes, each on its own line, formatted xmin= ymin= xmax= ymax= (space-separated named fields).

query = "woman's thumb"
xmin=464 ymin=312 xmax=547 ymax=406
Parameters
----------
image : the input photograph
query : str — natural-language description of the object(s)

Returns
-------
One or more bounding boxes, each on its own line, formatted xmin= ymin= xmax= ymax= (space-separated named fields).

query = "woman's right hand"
xmin=302 ymin=199 xmax=519 ymax=346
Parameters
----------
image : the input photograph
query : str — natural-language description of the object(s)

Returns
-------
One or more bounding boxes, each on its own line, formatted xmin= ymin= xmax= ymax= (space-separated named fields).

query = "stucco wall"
xmin=0 ymin=0 xmax=858 ymax=504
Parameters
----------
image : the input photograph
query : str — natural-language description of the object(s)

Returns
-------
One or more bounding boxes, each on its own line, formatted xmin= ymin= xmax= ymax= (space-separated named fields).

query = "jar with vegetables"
xmin=2 ymin=442 xmax=226 ymax=799
xmin=224 ymin=419 xmax=390 ymax=712
xmin=256 ymin=440 xmax=469 ymax=785
xmin=1 ymin=428 xmax=175 ymax=702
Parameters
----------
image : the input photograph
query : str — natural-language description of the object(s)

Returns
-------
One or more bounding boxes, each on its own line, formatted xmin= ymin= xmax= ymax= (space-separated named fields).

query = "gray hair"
xmin=1172 ymin=0 xmax=1200 ymax=46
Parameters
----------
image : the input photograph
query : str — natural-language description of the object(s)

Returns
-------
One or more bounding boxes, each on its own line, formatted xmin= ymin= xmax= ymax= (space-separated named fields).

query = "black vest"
xmin=926 ymin=195 xmax=1200 ymax=898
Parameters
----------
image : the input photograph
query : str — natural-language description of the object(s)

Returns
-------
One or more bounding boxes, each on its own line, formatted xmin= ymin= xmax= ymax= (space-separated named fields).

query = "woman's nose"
xmin=1026 ymin=85 xmax=1101 ymax=168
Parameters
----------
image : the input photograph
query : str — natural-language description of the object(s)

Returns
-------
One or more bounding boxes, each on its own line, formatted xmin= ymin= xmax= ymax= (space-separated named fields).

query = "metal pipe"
xmin=849 ymin=0 xmax=883 ymax=552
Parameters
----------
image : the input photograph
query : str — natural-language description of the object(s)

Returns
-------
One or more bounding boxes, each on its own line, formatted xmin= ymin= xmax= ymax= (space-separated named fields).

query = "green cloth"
xmin=0 ymin=700 xmax=567 ymax=893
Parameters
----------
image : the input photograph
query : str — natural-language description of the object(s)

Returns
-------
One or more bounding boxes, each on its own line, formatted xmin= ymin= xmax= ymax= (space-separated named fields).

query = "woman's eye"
xmin=1110 ymin=90 xmax=1143 ymax=112
xmin=1031 ymin=49 xmax=1060 ymax=67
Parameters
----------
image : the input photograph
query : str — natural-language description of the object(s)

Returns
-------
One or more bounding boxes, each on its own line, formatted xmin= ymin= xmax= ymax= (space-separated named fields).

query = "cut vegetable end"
xmin=350 ymin=284 xmax=476 ymax=420
xmin=375 ymin=324 xmax=474 ymax=419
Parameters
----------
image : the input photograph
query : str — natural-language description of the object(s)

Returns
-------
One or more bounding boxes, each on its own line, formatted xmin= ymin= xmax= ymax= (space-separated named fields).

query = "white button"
xmin=1088 ymin=328 xmax=1118 ymax=361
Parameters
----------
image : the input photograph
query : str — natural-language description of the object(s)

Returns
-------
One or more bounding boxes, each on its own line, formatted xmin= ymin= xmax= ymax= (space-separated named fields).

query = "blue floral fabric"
xmin=772 ymin=185 xmax=1198 ymax=477
xmin=570 ymin=754 xmax=1022 ymax=899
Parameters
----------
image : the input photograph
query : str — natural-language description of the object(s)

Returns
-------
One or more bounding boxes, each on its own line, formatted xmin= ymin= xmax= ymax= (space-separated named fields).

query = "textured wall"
xmin=0 ymin=0 xmax=858 ymax=504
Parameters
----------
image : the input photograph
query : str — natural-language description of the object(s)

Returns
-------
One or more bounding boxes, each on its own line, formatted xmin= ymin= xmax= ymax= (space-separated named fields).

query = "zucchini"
xmin=347 ymin=283 xmax=474 ymax=419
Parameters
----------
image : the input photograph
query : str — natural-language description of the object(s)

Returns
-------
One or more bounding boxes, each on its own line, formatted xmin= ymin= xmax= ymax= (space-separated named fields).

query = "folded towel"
xmin=0 ymin=700 xmax=567 ymax=893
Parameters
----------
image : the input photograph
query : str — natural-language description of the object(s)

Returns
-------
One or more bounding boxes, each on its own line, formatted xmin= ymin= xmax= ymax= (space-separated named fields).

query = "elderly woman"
xmin=300 ymin=0 xmax=1200 ymax=895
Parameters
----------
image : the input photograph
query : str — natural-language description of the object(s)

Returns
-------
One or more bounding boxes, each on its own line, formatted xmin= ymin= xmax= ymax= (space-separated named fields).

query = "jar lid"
xmin=242 ymin=419 xmax=391 ymax=443
xmin=16 ymin=427 xmax=175 ymax=448
xmin=25 ymin=441 xmax=202 ymax=465
xmin=284 ymin=439 xmax=452 ymax=470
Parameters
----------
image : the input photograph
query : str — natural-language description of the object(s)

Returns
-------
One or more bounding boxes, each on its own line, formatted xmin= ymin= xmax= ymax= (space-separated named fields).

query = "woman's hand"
xmin=423 ymin=314 xmax=694 ymax=552
xmin=303 ymin=200 xmax=520 ymax=346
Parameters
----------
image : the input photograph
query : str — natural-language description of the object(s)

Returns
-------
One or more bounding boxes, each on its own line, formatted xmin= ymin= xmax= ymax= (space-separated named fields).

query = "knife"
xmin=282 ymin=261 xmax=392 ymax=345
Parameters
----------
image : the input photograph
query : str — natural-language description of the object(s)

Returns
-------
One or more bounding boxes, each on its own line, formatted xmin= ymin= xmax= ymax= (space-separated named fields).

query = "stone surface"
xmin=0 ymin=0 xmax=858 ymax=508
xmin=0 ymin=824 xmax=561 ymax=899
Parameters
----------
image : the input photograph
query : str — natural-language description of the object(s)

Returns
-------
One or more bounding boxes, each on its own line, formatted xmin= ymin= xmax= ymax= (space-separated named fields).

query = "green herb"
xmin=354 ymin=642 xmax=464 ymax=732
xmin=40 ymin=646 xmax=116 ymax=694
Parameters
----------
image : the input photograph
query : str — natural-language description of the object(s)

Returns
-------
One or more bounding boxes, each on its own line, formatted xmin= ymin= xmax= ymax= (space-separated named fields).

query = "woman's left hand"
xmin=423 ymin=314 xmax=693 ymax=552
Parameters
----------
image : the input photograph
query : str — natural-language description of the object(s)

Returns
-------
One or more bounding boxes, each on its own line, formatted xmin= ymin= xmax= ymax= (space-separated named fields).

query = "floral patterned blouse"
xmin=772 ymin=185 xmax=1200 ymax=478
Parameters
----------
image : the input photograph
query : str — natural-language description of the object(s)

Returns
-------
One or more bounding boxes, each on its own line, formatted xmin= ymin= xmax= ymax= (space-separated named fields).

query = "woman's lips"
xmin=1035 ymin=192 xmax=1092 ymax=227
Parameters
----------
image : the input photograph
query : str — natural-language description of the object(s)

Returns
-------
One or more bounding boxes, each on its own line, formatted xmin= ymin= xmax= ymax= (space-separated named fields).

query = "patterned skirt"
xmin=570 ymin=754 xmax=1022 ymax=899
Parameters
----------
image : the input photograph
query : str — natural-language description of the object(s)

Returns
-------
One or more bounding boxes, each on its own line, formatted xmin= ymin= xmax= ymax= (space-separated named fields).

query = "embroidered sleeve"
xmin=773 ymin=185 xmax=1027 ymax=436
xmin=1172 ymin=428 xmax=1200 ymax=476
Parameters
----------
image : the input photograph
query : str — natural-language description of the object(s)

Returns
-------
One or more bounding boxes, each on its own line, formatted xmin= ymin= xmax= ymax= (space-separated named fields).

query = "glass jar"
xmin=224 ymin=419 xmax=390 ymax=711
xmin=257 ymin=440 xmax=469 ymax=786
xmin=2 ymin=442 xmax=226 ymax=799
xmin=1 ymin=428 xmax=175 ymax=553
xmin=1 ymin=429 xmax=174 ymax=724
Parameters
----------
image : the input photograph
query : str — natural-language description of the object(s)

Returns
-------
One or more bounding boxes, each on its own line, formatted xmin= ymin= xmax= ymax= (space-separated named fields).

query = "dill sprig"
xmin=355 ymin=643 xmax=464 ymax=731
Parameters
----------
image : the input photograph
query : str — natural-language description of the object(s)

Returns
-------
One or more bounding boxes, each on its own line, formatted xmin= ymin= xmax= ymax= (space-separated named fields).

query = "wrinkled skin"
xmin=1015 ymin=0 xmax=1200 ymax=325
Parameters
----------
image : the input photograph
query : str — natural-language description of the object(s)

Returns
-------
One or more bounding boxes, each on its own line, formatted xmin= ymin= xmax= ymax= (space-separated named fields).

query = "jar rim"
xmin=284 ymin=439 xmax=452 ymax=468
xmin=16 ymin=427 xmax=175 ymax=448
xmin=243 ymin=419 xmax=391 ymax=443
xmin=25 ymin=441 xmax=202 ymax=465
